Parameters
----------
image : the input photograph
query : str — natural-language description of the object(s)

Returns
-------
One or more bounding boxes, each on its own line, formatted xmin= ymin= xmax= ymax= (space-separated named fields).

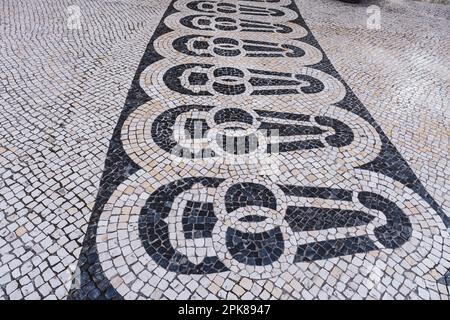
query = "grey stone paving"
xmin=0 ymin=0 xmax=449 ymax=300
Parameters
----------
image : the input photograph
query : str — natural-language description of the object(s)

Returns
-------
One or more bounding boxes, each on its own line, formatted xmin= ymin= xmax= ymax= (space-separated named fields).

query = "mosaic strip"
xmin=69 ymin=0 xmax=449 ymax=300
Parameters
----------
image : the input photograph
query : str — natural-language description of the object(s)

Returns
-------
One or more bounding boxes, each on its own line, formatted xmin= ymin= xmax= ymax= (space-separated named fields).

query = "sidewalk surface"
xmin=0 ymin=0 xmax=449 ymax=300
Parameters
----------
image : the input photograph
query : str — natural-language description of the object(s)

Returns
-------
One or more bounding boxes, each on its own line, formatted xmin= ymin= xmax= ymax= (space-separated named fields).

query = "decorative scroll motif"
xmin=72 ymin=0 xmax=450 ymax=300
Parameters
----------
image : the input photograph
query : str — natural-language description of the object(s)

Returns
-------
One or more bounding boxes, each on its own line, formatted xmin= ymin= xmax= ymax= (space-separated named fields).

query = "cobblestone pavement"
xmin=0 ymin=0 xmax=449 ymax=300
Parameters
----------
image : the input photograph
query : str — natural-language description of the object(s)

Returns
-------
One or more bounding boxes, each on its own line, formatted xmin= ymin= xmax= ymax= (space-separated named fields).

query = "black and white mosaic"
xmin=68 ymin=0 xmax=450 ymax=300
